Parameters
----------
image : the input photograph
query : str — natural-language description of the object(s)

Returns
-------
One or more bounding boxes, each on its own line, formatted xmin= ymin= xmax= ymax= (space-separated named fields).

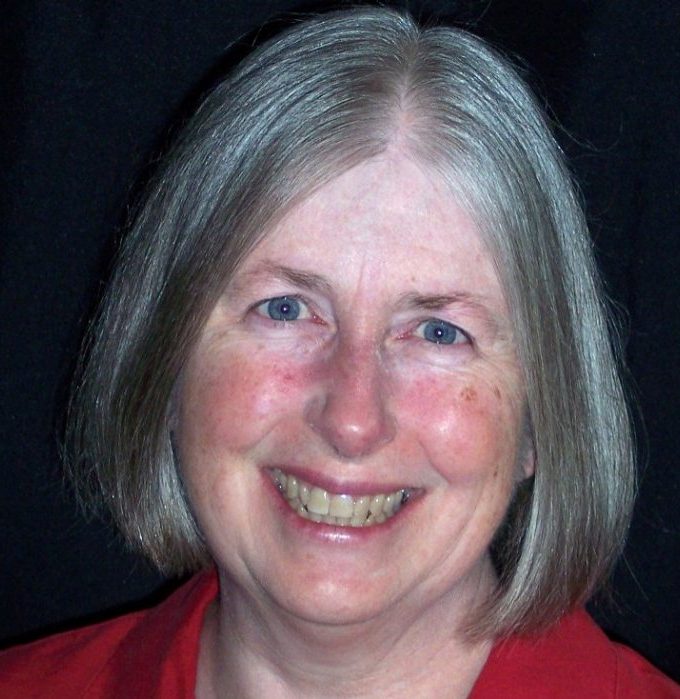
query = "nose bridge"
xmin=305 ymin=335 xmax=395 ymax=459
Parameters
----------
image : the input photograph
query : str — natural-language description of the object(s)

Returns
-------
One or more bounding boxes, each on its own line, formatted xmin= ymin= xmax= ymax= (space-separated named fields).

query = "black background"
xmin=2 ymin=0 xmax=679 ymax=682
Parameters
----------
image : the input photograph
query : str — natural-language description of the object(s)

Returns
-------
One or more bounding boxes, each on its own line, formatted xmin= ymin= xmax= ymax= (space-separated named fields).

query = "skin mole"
xmin=459 ymin=385 xmax=477 ymax=403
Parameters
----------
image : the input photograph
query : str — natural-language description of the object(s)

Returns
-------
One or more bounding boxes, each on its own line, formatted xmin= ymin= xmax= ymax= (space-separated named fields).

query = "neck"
xmin=197 ymin=563 xmax=496 ymax=699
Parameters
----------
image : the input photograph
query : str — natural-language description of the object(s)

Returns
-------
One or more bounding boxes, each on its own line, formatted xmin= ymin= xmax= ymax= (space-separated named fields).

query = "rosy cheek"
xmin=182 ymin=352 xmax=311 ymax=453
xmin=399 ymin=375 xmax=518 ymax=482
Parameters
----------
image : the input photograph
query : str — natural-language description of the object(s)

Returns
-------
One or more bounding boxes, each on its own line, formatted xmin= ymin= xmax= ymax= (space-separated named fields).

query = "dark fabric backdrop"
xmin=2 ymin=0 xmax=679 ymax=682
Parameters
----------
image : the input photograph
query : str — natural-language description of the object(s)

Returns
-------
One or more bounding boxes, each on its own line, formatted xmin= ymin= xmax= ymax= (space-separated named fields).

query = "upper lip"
xmin=264 ymin=465 xmax=418 ymax=497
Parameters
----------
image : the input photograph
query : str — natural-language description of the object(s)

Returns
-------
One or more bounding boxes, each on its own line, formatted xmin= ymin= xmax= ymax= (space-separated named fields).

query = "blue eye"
xmin=259 ymin=296 xmax=303 ymax=321
xmin=417 ymin=319 xmax=467 ymax=345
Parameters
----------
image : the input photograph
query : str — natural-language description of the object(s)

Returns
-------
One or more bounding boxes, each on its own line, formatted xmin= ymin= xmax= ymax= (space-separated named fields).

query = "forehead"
xmin=232 ymin=153 xmax=505 ymax=310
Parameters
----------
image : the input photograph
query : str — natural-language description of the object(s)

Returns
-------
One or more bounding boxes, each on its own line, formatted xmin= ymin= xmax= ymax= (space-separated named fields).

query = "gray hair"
xmin=66 ymin=7 xmax=635 ymax=638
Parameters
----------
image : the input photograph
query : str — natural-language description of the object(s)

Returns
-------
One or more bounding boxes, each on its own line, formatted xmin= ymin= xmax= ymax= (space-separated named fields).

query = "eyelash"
xmin=252 ymin=296 xmax=471 ymax=347
xmin=253 ymin=295 xmax=313 ymax=322
xmin=413 ymin=318 xmax=470 ymax=346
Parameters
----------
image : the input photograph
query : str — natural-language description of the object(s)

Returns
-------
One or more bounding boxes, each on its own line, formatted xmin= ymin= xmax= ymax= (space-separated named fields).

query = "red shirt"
xmin=1 ymin=570 xmax=678 ymax=697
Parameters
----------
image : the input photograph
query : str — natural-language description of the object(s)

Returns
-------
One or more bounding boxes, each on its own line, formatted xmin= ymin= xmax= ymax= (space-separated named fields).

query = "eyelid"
xmin=413 ymin=317 xmax=471 ymax=345
xmin=252 ymin=295 xmax=312 ymax=321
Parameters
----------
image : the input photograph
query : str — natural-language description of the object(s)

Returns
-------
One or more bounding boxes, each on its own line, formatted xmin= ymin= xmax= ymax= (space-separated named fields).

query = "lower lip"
xmin=262 ymin=471 xmax=415 ymax=544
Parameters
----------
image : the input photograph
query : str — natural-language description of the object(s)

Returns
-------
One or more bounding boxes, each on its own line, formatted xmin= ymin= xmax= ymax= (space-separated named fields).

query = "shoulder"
xmin=471 ymin=609 xmax=680 ymax=698
xmin=0 ymin=570 xmax=217 ymax=699
xmin=613 ymin=642 xmax=680 ymax=699
xmin=0 ymin=611 xmax=143 ymax=697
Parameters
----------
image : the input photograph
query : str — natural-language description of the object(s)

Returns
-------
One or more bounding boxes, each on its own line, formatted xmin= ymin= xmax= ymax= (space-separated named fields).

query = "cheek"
xmin=179 ymin=350 xmax=311 ymax=454
xmin=399 ymin=373 xmax=522 ymax=482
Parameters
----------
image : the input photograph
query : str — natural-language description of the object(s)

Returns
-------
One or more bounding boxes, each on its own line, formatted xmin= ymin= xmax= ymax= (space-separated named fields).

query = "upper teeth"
xmin=269 ymin=469 xmax=411 ymax=527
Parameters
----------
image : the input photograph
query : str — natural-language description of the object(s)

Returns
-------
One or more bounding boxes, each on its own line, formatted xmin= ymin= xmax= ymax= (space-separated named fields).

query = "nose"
xmin=304 ymin=340 xmax=396 ymax=459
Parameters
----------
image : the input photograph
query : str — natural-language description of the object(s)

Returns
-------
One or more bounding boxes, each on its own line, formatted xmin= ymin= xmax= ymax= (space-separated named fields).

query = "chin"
xmin=268 ymin=573 xmax=398 ymax=626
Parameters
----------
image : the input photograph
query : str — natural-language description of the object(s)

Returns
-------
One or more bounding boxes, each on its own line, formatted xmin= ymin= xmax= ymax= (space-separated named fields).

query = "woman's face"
xmin=176 ymin=153 xmax=533 ymax=627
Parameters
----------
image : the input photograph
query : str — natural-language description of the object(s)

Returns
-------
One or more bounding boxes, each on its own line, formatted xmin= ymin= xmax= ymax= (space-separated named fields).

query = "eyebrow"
xmin=398 ymin=291 xmax=489 ymax=311
xmin=234 ymin=262 xmax=333 ymax=295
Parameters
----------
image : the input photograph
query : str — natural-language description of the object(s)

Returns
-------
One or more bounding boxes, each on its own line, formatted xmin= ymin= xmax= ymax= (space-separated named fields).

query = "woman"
xmin=1 ymin=7 xmax=677 ymax=697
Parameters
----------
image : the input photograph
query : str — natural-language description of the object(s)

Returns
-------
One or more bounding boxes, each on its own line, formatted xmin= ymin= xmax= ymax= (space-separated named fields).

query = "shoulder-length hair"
xmin=66 ymin=7 xmax=635 ymax=638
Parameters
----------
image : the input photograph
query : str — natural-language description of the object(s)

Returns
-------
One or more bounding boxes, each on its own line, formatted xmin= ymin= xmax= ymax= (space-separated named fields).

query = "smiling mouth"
xmin=269 ymin=468 xmax=414 ymax=527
